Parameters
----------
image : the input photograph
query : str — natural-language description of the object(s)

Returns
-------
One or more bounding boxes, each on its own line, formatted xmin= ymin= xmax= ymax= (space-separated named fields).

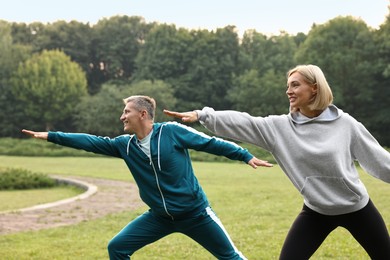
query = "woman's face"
xmin=286 ymin=71 xmax=317 ymax=116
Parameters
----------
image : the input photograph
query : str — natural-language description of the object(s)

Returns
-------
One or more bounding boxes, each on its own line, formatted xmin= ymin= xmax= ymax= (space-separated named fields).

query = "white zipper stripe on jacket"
xmin=126 ymin=135 xmax=134 ymax=155
xmin=157 ymin=125 xmax=163 ymax=171
xmin=127 ymin=132 xmax=172 ymax=219
xmin=150 ymin=156 xmax=174 ymax=220
xmin=152 ymin=125 xmax=173 ymax=220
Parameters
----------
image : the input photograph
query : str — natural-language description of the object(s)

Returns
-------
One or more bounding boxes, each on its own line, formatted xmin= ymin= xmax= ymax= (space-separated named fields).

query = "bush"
xmin=0 ymin=168 xmax=57 ymax=190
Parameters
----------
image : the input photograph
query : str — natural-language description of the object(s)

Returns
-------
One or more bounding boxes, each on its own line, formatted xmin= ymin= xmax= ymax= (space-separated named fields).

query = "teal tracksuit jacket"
xmin=47 ymin=121 xmax=254 ymax=220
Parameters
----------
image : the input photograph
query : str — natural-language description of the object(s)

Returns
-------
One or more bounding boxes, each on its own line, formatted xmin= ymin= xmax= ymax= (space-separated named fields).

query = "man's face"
xmin=119 ymin=102 xmax=142 ymax=134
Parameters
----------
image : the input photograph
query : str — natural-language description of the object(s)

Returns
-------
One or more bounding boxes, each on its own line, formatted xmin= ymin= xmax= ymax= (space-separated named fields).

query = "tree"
xmin=11 ymin=50 xmax=87 ymax=130
xmin=90 ymin=15 xmax=153 ymax=92
xmin=73 ymin=84 xmax=124 ymax=137
xmin=371 ymin=8 xmax=390 ymax=145
xmin=228 ymin=69 xmax=288 ymax=115
xmin=134 ymin=24 xmax=192 ymax=81
xmin=0 ymin=21 xmax=32 ymax=86
xmin=0 ymin=21 xmax=33 ymax=137
xmin=32 ymin=21 xmax=92 ymax=71
xmin=233 ymin=30 xmax=299 ymax=116
xmin=185 ymin=26 xmax=241 ymax=110
xmin=239 ymin=30 xmax=269 ymax=74
xmin=239 ymin=31 xmax=298 ymax=76
xmin=26 ymin=21 xmax=95 ymax=94
xmin=10 ymin=21 xmax=46 ymax=48
xmin=135 ymin=25 xmax=241 ymax=111
xmin=295 ymin=16 xmax=376 ymax=121
xmin=134 ymin=24 xmax=196 ymax=110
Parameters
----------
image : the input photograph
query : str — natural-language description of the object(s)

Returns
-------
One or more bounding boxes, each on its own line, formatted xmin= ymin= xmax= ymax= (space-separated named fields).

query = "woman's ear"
xmin=312 ymin=83 xmax=318 ymax=95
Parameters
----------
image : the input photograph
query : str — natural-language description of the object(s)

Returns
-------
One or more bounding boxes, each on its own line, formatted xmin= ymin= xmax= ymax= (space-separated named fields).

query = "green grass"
xmin=1 ymin=156 xmax=389 ymax=259
xmin=0 ymin=186 xmax=83 ymax=211
xmin=0 ymin=156 xmax=132 ymax=181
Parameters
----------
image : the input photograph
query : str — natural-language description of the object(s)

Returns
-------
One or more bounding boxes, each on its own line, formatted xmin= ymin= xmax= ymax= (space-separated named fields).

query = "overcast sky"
xmin=1 ymin=0 xmax=388 ymax=35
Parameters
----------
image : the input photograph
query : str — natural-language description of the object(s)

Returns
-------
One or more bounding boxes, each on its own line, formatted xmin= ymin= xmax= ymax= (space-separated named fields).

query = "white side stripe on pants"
xmin=206 ymin=206 xmax=248 ymax=260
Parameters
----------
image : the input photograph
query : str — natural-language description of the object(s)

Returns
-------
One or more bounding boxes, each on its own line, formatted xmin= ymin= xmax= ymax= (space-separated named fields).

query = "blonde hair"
xmin=287 ymin=64 xmax=333 ymax=111
xmin=123 ymin=95 xmax=156 ymax=120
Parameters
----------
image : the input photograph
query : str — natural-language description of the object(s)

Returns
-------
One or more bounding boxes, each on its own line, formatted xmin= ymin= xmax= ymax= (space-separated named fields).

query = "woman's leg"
xmin=341 ymin=200 xmax=390 ymax=260
xmin=279 ymin=205 xmax=336 ymax=260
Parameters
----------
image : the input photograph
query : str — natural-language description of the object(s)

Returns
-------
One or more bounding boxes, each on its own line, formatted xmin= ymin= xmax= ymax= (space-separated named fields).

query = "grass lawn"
xmin=1 ymin=156 xmax=389 ymax=259
xmin=0 ymin=186 xmax=83 ymax=212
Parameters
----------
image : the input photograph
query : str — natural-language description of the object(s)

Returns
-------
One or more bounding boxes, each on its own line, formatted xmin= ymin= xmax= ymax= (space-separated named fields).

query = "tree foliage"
xmin=11 ymin=49 xmax=87 ymax=130
xmin=90 ymin=16 xmax=153 ymax=91
xmin=370 ymin=9 xmax=390 ymax=145
xmin=229 ymin=69 xmax=288 ymax=115
xmin=0 ymin=12 xmax=389 ymax=145
xmin=295 ymin=16 xmax=376 ymax=119
xmin=0 ymin=21 xmax=33 ymax=137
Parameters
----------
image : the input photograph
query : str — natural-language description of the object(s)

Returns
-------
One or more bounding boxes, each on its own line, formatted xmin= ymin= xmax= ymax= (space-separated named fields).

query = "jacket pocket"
xmin=301 ymin=176 xmax=361 ymax=209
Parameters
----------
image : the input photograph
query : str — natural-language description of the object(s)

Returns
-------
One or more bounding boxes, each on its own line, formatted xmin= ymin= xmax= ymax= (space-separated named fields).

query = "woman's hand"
xmin=163 ymin=109 xmax=199 ymax=123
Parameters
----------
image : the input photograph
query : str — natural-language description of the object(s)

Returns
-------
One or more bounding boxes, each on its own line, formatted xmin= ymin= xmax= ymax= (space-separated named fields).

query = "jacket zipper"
xmin=150 ymin=159 xmax=174 ymax=220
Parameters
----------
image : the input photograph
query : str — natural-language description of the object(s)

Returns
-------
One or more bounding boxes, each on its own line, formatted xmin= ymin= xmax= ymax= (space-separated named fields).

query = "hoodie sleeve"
xmin=47 ymin=131 xmax=123 ymax=158
xmin=351 ymin=121 xmax=390 ymax=183
xmin=165 ymin=122 xmax=254 ymax=163
xmin=196 ymin=107 xmax=276 ymax=152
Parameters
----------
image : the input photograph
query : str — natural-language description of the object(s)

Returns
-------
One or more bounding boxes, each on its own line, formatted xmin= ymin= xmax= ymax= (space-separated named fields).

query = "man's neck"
xmin=137 ymin=123 xmax=153 ymax=140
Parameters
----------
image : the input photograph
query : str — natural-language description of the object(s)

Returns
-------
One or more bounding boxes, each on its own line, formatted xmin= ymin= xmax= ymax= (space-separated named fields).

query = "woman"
xmin=164 ymin=64 xmax=390 ymax=259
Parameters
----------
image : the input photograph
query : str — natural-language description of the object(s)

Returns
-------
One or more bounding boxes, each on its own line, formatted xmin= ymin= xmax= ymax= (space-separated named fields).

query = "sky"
xmin=0 ymin=0 xmax=389 ymax=36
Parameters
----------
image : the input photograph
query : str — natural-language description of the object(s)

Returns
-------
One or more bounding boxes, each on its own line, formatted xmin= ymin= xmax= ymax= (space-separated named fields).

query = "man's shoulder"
xmin=156 ymin=121 xmax=186 ymax=129
xmin=155 ymin=121 xmax=202 ymax=137
xmin=114 ymin=134 xmax=133 ymax=141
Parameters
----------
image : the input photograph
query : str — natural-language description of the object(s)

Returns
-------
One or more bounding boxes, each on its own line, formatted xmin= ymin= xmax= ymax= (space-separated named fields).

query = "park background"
xmin=1 ymin=2 xmax=390 ymax=259
xmin=0 ymin=7 xmax=390 ymax=144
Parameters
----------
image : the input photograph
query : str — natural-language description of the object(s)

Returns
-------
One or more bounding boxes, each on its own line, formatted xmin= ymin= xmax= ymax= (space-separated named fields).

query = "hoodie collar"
xmin=288 ymin=104 xmax=342 ymax=124
xmin=126 ymin=123 xmax=164 ymax=171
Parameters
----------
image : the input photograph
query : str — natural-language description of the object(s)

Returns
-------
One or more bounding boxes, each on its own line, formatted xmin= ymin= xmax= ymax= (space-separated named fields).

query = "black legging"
xmin=279 ymin=200 xmax=390 ymax=260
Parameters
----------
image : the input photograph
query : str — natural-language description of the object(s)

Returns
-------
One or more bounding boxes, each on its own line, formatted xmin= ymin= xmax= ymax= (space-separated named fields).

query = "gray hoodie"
xmin=197 ymin=105 xmax=390 ymax=215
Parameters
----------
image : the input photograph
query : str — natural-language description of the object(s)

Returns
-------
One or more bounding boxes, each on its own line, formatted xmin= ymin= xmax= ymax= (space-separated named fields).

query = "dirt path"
xmin=0 ymin=176 xmax=143 ymax=235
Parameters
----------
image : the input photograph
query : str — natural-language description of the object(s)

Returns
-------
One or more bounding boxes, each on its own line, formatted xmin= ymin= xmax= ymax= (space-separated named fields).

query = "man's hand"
xmin=163 ymin=109 xmax=199 ymax=123
xmin=248 ymin=157 xmax=273 ymax=169
xmin=21 ymin=129 xmax=48 ymax=140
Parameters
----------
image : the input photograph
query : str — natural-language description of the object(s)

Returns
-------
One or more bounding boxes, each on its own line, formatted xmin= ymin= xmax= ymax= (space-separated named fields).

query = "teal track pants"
xmin=107 ymin=206 xmax=246 ymax=259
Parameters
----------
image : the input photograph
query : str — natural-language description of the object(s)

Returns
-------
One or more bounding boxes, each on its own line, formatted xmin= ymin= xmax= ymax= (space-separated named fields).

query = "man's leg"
xmin=181 ymin=206 xmax=247 ymax=260
xmin=108 ymin=211 xmax=172 ymax=260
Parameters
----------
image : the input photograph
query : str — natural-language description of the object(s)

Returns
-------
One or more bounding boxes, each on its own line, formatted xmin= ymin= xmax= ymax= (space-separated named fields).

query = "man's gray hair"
xmin=123 ymin=95 xmax=156 ymax=120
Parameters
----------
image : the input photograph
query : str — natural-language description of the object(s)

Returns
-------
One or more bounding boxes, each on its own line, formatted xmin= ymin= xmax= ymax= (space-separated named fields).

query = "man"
xmin=22 ymin=95 xmax=272 ymax=259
